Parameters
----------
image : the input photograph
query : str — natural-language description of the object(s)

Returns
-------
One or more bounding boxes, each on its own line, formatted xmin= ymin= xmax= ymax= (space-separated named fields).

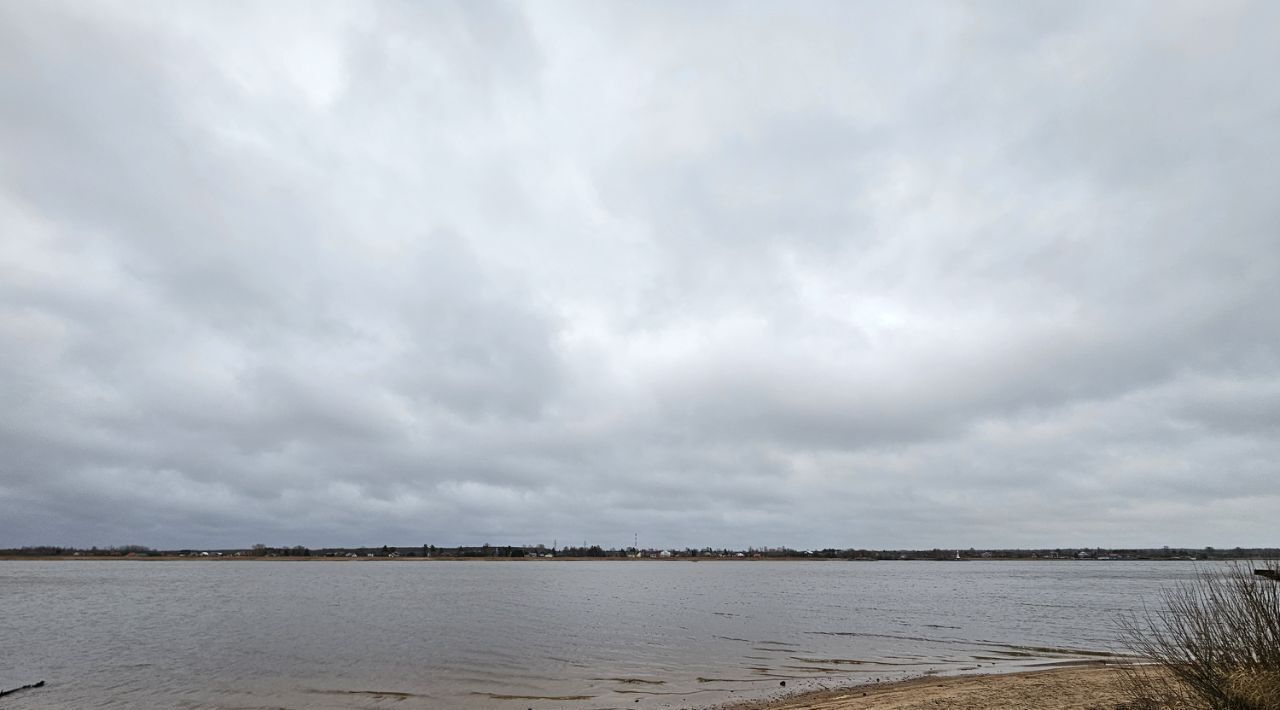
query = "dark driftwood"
xmin=0 ymin=680 xmax=45 ymax=698
xmin=1256 ymin=569 xmax=1279 ymax=580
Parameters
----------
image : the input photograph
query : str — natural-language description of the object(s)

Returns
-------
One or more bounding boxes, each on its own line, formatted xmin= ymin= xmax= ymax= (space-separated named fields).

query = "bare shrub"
xmin=1118 ymin=560 xmax=1280 ymax=710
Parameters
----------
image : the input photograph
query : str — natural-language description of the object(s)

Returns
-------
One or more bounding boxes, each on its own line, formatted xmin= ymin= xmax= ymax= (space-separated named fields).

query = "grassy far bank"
xmin=3 ymin=554 xmax=1277 ymax=564
xmin=4 ymin=544 xmax=1278 ymax=561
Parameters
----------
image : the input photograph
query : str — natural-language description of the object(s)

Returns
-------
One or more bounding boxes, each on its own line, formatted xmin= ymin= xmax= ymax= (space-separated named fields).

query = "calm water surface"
xmin=0 ymin=560 xmax=1209 ymax=709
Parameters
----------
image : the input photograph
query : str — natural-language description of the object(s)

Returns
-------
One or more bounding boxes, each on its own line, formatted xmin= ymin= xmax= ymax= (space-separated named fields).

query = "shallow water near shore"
xmin=0 ymin=559 xmax=1212 ymax=709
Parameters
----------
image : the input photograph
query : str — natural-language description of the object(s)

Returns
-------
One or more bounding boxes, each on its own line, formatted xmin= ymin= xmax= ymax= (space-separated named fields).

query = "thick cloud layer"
xmin=2 ymin=1 xmax=1277 ymax=550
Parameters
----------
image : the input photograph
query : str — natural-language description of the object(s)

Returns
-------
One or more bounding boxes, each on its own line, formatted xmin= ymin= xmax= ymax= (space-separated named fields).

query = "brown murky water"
xmin=0 ymin=559 xmax=1210 ymax=709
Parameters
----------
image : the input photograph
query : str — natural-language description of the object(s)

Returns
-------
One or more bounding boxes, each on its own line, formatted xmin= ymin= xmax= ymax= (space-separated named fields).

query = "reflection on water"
xmin=0 ymin=560 xmax=1208 ymax=708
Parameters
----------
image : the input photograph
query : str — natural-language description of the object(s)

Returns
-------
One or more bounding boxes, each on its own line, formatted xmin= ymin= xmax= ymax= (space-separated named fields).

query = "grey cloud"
xmin=1 ymin=1 xmax=1278 ymax=550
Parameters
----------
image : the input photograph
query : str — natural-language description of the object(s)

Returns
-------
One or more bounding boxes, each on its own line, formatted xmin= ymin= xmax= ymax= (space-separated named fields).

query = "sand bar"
xmin=722 ymin=664 xmax=1137 ymax=710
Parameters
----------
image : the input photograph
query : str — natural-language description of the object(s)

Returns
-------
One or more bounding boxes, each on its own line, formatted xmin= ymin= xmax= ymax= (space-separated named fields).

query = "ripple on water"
xmin=1 ymin=560 xmax=1203 ymax=709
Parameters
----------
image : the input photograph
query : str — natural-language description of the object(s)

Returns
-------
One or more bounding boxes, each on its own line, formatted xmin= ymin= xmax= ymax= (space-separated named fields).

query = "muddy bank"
xmin=719 ymin=664 xmax=1141 ymax=710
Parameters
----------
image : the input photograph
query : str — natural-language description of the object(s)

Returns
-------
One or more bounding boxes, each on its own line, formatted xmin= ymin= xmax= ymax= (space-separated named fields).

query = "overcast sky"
xmin=2 ymin=1 xmax=1277 ymax=551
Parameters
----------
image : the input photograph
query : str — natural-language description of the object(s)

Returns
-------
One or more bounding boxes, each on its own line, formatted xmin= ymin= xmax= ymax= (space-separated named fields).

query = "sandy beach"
xmin=724 ymin=665 xmax=1138 ymax=710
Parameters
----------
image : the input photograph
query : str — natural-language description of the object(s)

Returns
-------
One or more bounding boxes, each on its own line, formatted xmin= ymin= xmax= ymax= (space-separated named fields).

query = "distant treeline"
xmin=3 ymin=544 xmax=1278 ymax=560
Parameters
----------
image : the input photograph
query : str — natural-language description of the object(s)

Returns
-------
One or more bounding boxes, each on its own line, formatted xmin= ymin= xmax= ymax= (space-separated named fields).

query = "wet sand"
xmin=723 ymin=664 xmax=1138 ymax=710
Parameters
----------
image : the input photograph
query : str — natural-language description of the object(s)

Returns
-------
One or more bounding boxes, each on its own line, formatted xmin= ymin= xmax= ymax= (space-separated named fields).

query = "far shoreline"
xmin=0 ymin=554 xmax=1236 ymax=562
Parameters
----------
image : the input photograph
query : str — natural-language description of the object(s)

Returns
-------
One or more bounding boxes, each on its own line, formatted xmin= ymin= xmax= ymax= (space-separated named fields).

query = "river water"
xmin=0 ymin=559 xmax=1210 ymax=709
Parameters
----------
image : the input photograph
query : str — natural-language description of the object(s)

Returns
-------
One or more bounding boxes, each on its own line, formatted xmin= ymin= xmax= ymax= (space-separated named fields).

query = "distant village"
xmin=3 ymin=543 xmax=1278 ymax=561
